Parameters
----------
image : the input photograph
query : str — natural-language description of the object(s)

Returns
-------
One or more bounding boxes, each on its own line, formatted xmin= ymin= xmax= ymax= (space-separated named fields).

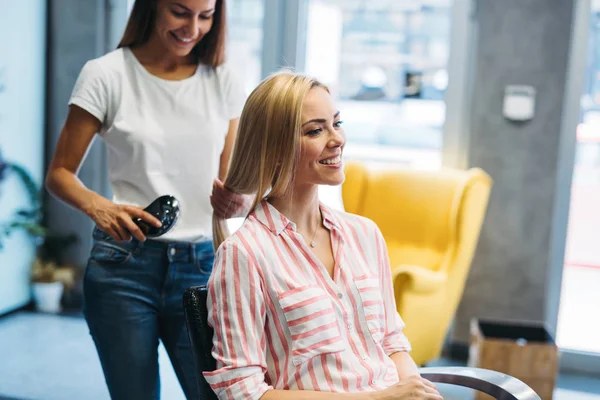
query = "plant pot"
xmin=32 ymin=281 xmax=64 ymax=313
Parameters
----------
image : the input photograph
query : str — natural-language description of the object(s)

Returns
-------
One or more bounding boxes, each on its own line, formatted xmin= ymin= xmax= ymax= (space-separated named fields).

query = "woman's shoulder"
xmin=87 ymin=48 xmax=125 ymax=67
xmin=215 ymin=217 xmax=264 ymax=256
xmin=79 ymin=48 xmax=126 ymax=80
xmin=327 ymin=206 xmax=381 ymax=236
xmin=324 ymin=204 xmax=373 ymax=226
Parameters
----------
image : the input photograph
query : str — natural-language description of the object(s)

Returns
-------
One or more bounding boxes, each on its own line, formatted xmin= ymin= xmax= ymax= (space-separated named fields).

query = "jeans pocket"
xmin=90 ymin=241 xmax=133 ymax=266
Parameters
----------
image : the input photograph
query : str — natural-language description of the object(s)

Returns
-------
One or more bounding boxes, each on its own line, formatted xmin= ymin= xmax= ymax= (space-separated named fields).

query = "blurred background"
xmin=1 ymin=0 xmax=600 ymax=398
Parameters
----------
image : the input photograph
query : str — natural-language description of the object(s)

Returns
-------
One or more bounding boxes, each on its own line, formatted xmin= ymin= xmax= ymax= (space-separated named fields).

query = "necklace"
xmin=308 ymin=210 xmax=322 ymax=248
xmin=309 ymin=226 xmax=318 ymax=248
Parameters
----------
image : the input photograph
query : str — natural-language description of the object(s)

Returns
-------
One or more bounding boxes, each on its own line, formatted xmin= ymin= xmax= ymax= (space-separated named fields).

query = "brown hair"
xmin=213 ymin=71 xmax=328 ymax=249
xmin=117 ymin=0 xmax=227 ymax=67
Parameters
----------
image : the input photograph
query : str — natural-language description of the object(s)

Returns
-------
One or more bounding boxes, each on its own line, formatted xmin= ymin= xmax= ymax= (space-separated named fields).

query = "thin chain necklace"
xmin=308 ymin=209 xmax=322 ymax=248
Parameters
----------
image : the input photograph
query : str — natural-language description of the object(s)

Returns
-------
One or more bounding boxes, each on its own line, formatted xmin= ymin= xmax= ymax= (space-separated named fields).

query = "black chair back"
xmin=183 ymin=285 xmax=218 ymax=400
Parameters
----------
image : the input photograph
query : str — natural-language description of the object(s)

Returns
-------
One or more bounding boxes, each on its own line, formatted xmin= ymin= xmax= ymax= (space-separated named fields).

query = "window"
xmin=304 ymin=0 xmax=453 ymax=168
xmin=227 ymin=0 xmax=265 ymax=92
xmin=557 ymin=1 xmax=600 ymax=355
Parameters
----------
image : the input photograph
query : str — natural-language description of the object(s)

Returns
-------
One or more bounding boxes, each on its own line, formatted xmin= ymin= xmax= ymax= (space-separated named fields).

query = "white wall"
xmin=0 ymin=0 xmax=47 ymax=314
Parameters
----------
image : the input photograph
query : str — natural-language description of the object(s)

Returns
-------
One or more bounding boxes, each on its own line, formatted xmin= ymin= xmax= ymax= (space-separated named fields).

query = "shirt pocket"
xmin=277 ymin=285 xmax=345 ymax=366
xmin=354 ymin=275 xmax=386 ymax=344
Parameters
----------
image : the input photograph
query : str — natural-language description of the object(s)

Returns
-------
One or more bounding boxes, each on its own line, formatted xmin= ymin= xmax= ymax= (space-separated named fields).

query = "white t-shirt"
xmin=69 ymin=47 xmax=246 ymax=242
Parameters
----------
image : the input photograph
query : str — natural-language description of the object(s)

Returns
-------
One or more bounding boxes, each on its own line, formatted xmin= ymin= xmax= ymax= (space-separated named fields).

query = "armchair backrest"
xmin=182 ymin=286 xmax=218 ymax=400
xmin=342 ymin=161 xmax=492 ymax=272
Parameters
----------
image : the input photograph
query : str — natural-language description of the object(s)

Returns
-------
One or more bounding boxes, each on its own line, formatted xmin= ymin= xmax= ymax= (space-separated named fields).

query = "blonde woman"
xmin=205 ymin=72 xmax=443 ymax=400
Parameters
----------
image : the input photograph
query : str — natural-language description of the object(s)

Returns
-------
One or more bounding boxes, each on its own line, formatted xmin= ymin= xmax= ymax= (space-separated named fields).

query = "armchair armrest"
xmin=419 ymin=367 xmax=541 ymax=400
xmin=391 ymin=264 xmax=447 ymax=294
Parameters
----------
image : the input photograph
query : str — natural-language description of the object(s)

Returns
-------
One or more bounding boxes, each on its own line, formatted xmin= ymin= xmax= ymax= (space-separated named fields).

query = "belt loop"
xmin=132 ymin=238 xmax=143 ymax=255
xmin=190 ymin=243 xmax=196 ymax=264
xmin=167 ymin=243 xmax=175 ymax=262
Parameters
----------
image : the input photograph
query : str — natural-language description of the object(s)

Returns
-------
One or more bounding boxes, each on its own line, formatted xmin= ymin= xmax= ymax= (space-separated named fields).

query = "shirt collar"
xmin=319 ymin=202 xmax=341 ymax=232
xmin=252 ymin=199 xmax=341 ymax=236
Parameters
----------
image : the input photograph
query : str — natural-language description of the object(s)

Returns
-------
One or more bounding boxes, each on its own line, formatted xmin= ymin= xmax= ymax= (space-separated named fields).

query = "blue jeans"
xmin=83 ymin=227 xmax=213 ymax=400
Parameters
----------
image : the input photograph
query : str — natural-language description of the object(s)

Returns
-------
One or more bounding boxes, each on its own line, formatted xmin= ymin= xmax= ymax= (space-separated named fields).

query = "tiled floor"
xmin=0 ymin=312 xmax=184 ymax=400
xmin=0 ymin=312 xmax=599 ymax=400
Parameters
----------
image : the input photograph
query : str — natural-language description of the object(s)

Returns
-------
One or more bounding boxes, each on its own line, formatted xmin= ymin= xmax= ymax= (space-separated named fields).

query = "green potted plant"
xmin=0 ymin=151 xmax=75 ymax=312
xmin=30 ymin=232 xmax=79 ymax=313
xmin=0 ymin=154 xmax=46 ymax=248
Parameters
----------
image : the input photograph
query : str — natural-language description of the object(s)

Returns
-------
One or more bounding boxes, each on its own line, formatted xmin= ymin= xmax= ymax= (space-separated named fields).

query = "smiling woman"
xmin=207 ymin=71 xmax=442 ymax=400
xmin=44 ymin=0 xmax=249 ymax=399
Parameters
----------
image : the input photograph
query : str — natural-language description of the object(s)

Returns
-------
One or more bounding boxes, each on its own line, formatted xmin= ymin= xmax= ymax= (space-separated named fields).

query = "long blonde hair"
xmin=213 ymin=71 xmax=328 ymax=249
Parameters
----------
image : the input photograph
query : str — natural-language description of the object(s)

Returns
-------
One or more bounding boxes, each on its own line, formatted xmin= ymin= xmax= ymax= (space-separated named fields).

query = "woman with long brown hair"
xmin=206 ymin=72 xmax=442 ymax=399
xmin=45 ymin=1 xmax=248 ymax=398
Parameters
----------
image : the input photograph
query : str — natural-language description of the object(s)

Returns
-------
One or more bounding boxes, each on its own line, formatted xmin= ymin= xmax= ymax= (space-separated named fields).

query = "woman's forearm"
xmin=257 ymin=353 xmax=418 ymax=400
xmin=46 ymin=167 xmax=104 ymax=217
xmin=389 ymin=351 xmax=420 ymax=380
xmin=260 ymin=389 xmax=373 ymax=400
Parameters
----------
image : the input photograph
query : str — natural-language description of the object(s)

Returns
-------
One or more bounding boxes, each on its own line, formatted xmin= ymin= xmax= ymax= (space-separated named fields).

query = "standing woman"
xmin=45 ymin=1 xmax=248 ymax=399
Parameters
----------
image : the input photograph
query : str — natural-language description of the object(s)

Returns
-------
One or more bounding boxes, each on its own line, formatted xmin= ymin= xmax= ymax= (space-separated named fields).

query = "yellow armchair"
xmin=342 ymin=161 xmax=492 ymax=366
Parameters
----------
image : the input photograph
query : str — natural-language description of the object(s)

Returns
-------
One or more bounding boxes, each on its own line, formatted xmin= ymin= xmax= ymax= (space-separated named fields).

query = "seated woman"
xmin=205 ymin=72 xmax=443 ymax=400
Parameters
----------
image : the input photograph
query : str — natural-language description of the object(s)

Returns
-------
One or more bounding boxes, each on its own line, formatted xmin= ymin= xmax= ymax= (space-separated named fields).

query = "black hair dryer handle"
xmin=134 ymin=195 xmax=180 ymax=238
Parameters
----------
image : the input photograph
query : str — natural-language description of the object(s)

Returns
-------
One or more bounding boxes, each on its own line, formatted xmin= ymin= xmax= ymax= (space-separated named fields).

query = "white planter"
xmin=32 ymin=281 xmax=64 ymax=313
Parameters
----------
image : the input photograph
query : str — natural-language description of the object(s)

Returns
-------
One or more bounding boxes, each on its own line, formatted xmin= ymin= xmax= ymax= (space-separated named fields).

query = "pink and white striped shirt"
xmin=204 ymin=200 xmax=411 ymax=399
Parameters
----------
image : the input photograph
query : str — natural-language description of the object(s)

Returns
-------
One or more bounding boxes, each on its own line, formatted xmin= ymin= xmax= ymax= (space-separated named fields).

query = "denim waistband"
xmin=92 ymin=227 xmax=213 ymax=264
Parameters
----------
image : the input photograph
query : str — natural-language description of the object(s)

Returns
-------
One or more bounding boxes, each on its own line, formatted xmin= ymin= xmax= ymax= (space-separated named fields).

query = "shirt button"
xmin=347 ymin=323 xmax=353 ymax=330
xmin=337 ymin=293 xmax=343 ymax=299
xmin=361 ymin=354 xmax=369 ymax=360
xmin=169 ymin=248 xmax=176 ymax=256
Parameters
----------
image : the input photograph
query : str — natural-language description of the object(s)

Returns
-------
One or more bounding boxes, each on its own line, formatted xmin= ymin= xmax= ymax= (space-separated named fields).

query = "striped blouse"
xmin=204 ymin=200 xmax=412 ymax=399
